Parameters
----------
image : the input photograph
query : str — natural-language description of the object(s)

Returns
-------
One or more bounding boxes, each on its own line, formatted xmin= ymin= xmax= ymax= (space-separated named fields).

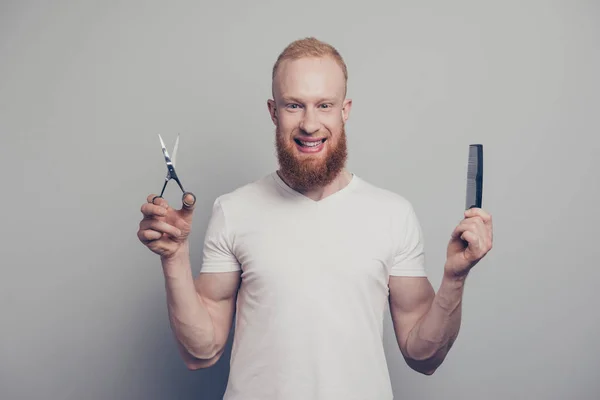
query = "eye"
xmin=286 ymin=103 xmax=302 ymax=109
xmin=319 ymin=103 xmax=333 ymax=109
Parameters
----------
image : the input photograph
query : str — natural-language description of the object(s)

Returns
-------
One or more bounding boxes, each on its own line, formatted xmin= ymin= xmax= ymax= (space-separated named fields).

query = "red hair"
xmin=272 ymin=37 xmax=348 ymax=94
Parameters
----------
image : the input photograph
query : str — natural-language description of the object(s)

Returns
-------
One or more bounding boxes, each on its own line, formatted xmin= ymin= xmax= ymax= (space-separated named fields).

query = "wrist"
xmin=161 ymin=241 xmax=191 ymax=270
xmin=443 ymin=264 xmax=469 ymax=285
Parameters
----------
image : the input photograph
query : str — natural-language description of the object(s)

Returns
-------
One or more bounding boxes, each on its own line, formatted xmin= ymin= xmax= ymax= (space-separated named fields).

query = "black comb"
xmin=466 ymin=144 xmax=483 ymax=209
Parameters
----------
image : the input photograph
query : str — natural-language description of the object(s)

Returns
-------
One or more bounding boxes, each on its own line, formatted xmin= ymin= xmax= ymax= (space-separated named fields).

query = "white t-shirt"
xmin=200 ymin=172 xmax=427 ymax=400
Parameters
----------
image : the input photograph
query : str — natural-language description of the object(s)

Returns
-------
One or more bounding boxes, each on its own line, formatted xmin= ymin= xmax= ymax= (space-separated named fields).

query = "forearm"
xmin=161 ymin=241 xmax=217 ymax=360
xmin=405 ymin=270 xmax=467 ymax=372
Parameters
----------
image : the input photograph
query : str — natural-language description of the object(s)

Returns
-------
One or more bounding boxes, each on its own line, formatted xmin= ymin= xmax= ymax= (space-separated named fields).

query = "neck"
xmin=277 ymin=168 xmax=353 ymax=201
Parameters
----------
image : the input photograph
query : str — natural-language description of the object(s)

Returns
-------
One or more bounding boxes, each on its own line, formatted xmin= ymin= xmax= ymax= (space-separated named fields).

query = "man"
xmin=137 ymin=37 xmax=493 ymax=399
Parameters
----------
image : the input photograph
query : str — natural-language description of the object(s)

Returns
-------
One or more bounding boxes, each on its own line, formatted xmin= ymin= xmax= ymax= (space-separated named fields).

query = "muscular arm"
xmin=162 ymin=241 xmax=241 ymax=370
xmin=389 ymin=273 xmax=466 ymax=375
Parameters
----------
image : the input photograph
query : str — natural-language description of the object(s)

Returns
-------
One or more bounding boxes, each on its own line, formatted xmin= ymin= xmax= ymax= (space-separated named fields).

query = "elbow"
xmin=402 ymin=341 xmax=452 ymax=376
xmin=179 ymin=342 xmax=223 ymax=370
xmin=404 ymin=356 xmax=440 ymax=376
xmin=185 ymin=361 xmax=203 ymax=371
xmin=183 ymin=346 xmax=225 ymax=371
xmin=184 ymin=352 xmax=222 ymax=370
xmin=185 ymin=357 xmax=218 ymax=370
xmin=407 ymin=360 xmax=438 ymax=376
xmin=415 ymin=365 xmax=437 ymax=376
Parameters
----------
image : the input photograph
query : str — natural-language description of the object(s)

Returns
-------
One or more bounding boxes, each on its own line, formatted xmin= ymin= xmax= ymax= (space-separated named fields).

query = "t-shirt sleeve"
xmin=200 ymin=198 xmax=241 ymax=273
xmin=390 ymin=202 xmax=427 ymax=277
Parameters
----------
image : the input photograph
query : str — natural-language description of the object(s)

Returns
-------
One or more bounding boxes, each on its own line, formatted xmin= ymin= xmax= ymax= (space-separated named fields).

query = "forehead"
xmin=274 ymin=56 xmax=345 ymax=101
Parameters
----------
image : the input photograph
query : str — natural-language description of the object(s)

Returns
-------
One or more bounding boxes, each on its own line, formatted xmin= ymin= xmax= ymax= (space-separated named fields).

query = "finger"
xmin=141 ymin=203 xmax=168 ymax=218
xmin=149 ymin=195 xmax=170 ymax=209
xmin=464 ymin=211 xmax=486 ymax=225
xmin=145 ymin=220 xmax=182 ymax=238
xmin=147 ymin=240 xmax=174 ymax=255
xmin=138 ymin=229 xmax=162 ymax=243
xmin=468 ymin=217 xmax=488 ymax=238
xmin=456 ymin=224 xmax=491 ymax=256
xmin=183 ymin=192 xmax=196 ymax=208
xmin=463 ymin=215 xmax=485 ymax=228
xmin=460 ymin=230 xmax=481 ymax=252
xmin=464 ymin=219 xmax=490 ymax=245
xmin=179 ymin=192 xmax=196 ymax=220
xmin=451 ymin=218 xmax=478 ymax=238
xmin=460 ymin=216 xmax=490 ymax=243
xmin=464 ymin=208 xmax=492 ymax=224
xmin=462 ymin=215 xmax=492 ymax=242
xmin=451 ymin=222 xmax=464 ymax=239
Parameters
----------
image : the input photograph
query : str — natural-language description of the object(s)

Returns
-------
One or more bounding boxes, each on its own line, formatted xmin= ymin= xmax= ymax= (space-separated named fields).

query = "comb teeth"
xmin=466 ymin=144 xmax=483 ymax=209
xmin=467 ymin=146 xmax=478 ymax=178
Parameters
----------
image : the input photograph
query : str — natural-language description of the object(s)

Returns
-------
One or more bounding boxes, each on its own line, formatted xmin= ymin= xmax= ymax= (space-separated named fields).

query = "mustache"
xmin=290 ymin=127 xmax=331 ymax=138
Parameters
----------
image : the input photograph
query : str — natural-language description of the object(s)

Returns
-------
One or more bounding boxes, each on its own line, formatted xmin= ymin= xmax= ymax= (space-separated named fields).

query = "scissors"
xmin=152 ymin=134 xmax=196 ymax=207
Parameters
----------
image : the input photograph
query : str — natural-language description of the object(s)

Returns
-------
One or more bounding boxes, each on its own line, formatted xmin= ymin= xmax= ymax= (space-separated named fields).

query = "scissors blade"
xmin=172 ymin=134 xmax=179 ymax=167
xmin=158 ymin=134 xmax=172 ymax=164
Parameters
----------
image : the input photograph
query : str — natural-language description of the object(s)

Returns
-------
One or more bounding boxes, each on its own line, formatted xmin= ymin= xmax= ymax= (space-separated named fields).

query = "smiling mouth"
xmin=294 ymin=138 xmax=326 ymax=148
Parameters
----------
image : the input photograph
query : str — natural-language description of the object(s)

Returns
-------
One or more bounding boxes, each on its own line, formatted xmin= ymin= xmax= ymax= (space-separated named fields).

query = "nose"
xmin=299 ymin=109 xmax=321 ymax=135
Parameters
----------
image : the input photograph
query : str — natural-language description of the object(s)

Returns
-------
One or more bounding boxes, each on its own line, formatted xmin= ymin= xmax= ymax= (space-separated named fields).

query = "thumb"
xmin=180 ymin=192 xmax=197 ymax=219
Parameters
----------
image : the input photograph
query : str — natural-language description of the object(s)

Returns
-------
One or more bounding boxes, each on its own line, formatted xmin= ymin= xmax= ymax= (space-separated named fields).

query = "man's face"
xmin=268 ymin=56 xmax=352 ymax=191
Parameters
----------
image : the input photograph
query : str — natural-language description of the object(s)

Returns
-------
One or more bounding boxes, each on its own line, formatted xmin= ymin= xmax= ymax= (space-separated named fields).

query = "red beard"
xmin=275 ymin=124 xmax=348 ymax=191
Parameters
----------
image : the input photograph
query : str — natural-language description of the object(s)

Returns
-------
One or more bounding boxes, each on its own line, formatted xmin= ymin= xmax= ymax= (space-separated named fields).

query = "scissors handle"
xmin=182 ymin=191 xmax=196 ymax=208
xmin=152 ymin=191 xmax=196 ymax=208
xmin=159 ymin=180 xmax=169 ymax=198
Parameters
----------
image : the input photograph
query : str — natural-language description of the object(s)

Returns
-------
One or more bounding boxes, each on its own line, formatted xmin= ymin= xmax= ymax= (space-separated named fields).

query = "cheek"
xmin=323 ymin=123 xmax=343 ymax=138
xmin=278 ymin=113 xmax=300 ymax=130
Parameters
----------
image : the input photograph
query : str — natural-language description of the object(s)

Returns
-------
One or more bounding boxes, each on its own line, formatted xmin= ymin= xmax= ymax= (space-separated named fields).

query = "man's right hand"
xmin=137 ymin=193 xmax=196 ymax=259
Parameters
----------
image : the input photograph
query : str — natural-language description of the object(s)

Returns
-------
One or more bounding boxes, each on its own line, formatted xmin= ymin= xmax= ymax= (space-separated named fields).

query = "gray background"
xmin=1 ymin=0 xmax=599 ymax=399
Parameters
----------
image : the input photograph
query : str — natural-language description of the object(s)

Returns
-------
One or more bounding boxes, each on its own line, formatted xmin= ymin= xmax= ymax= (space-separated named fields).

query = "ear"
xmin=267 ymin=99 xmax=278 ymax=126
xmin=341 ymin=98 xmax=352 ymax=122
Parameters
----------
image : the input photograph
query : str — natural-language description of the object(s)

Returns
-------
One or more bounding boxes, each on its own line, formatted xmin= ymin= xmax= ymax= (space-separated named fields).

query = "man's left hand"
xmin=445 ymin=207 xmax=493 ymax=279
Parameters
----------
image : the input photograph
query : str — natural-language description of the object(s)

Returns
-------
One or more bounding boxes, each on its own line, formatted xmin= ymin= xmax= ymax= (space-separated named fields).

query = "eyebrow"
xmin=280 ymin=96 xmax=337 ymax=104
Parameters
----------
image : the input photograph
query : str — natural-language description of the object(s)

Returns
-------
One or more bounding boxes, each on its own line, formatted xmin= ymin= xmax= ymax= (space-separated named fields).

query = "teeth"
xmin=299 ymin=140 xmax=323 ymax=147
